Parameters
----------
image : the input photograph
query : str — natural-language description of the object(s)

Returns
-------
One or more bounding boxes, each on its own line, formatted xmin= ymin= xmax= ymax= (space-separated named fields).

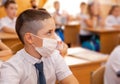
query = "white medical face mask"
xmin=33 ymin=36 xmax=58 ymax=58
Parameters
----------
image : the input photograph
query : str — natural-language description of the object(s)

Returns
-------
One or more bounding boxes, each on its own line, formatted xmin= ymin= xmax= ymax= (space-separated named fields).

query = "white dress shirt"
xmin=104 ymin=46 xmax=120 ymax=84
xmin=77 ymin=13 xmax=91 ymax=35
xmin=0 ymin=49 xmax=72 ymax=84
xmin=0 ymin=16 xmax=16 ymax=30
xmin=105 ymin=15 xmax=120 ymax=27
xmin=52 ymin=11 xmax=67 ymax=29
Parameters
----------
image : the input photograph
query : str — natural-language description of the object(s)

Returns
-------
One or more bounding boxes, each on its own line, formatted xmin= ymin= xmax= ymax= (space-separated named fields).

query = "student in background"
xmin=105 ymin=5 xmax=120 ymax=28
xmin=76 ymin=2 xmax=87 ymax=21
xmin=0 ymin=40 xmax=12 ymax=57
xmin=79 ymin=2 xmax=101 ymax=51
xmin=52 ymin=1 xmax=68 ymax=41
xmin=79 ymin=2 xmax=100 ymax=44
xmin=85 ymin=2 xmax=103 ymax=28
xmin=104 ymin=46 xmax=120 ymax=84
xmin=30 ymin=0 xmax=39 ymax=10
xmin=77 ymin=2 xmax=89 ymax=44
xmin=0 ymin=0 xmax=18 ymax=33
xmin=0 ymin=9 xmax=79 ymax=84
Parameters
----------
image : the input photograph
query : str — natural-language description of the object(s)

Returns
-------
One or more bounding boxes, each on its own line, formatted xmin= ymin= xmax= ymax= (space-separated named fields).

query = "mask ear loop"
xmin=30 ymin=33 xmax=43 ymax=47
xmin=31 ymin=42 xmax=43 ymax=58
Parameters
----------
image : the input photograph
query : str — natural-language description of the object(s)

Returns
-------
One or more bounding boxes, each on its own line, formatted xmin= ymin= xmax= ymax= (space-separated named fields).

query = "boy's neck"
xmin=24 ymin=45 xmax=42 ymax=59
xmin=7 ymin=16 xmax=15 ymax=20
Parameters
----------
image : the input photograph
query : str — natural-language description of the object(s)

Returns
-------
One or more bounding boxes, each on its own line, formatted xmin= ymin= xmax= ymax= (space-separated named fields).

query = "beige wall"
xmin=0 ymin=0 xmax=47 ymax=18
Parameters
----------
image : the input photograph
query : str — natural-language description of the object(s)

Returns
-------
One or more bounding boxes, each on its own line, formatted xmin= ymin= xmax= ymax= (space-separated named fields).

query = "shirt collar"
xmin=22 ymin=49 xmax=42 ymax=65
xmin=6 ymin=16 xmax=16 ymax=23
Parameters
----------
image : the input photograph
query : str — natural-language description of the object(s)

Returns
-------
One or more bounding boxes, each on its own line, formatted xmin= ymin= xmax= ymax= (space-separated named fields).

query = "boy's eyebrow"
xmin=48 ymin=29 xmax=53 ymax=32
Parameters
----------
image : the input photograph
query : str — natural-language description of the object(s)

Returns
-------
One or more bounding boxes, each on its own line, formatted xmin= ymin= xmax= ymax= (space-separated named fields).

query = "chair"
xmin=64 ymin=24 xmax=80 ymax=47
xmin=11 ymin=42 xmax=24 ymax=54
xmin=91 ymin=66 xmax=105 ymax=84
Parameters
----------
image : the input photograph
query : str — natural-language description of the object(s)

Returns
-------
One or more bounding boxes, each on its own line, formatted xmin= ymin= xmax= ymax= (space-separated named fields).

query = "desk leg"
xmin=100 ymin=33 xmax=119 ymax=54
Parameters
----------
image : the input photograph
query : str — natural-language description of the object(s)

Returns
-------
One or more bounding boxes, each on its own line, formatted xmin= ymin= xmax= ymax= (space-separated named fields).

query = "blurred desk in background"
xmin=85 ymin=28 xmax=120 ymax=54
xmin=64 ymin=21 xmax=80 ymax=47
xmin=65 ymin=47 xmax=108 ymax=84
xmin=0 ymin=32 xmax=21 ymax=52
xmin=0 ymin=54 xmax=13 ymax=61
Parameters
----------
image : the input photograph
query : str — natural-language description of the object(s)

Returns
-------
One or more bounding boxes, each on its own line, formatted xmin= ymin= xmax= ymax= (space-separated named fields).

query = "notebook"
xmin=67 ymin=48 xmax=108 ymax=61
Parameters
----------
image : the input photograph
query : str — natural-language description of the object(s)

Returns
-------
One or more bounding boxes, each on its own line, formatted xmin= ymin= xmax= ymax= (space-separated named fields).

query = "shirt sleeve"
xmin=105 ymin=16 xmax=117 ymax=27
xmin=0 ymin=62 xmax=20 ymax=84
xmin=52 ymin=50 xmax=72 ymax=81
xmin=0 ymin=19 xmax=6 ymax=30
xmin=109 ymin=46 xmax=120 ymax=73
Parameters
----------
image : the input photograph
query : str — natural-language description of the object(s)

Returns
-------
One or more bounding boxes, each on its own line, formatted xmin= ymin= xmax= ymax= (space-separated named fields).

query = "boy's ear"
xmin=24 ymin=33 xmax=34 ymax=44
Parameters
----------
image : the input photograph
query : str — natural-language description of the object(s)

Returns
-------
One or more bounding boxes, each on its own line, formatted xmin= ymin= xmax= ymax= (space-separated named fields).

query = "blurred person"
xmin=52 ymin=1 xmax=69 ymax=41
xmin=76 ymin=2 xmax=87 ymax=21
xmin=79 ymin=2 xmax=102 ymax=51
xmin=30 ymin=0 xmax=39 ymax=10
xmin=0 ymin=0 xmax=18 ymax=33
xmin=105 ymin=5 xmax=120 ymax=28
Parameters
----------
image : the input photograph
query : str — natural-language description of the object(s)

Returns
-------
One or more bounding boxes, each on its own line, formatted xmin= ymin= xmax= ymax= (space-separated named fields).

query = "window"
xmin=44 ymin=0 xmax=88 ymax=16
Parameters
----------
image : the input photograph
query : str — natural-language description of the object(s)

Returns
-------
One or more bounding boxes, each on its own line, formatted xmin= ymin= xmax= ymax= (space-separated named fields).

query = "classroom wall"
xmin=0 ymin=0 xmax=119 ymax=18
xmin=98 ymin=0 xmax=120 ymax=18
xmin=0 ymin=0 xmax=47 ymax=18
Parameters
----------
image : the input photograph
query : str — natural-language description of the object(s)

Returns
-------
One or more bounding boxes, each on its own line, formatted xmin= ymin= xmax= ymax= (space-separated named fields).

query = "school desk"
xmin=65 ymin=47 xmax=108 ymax=84
xmin=0 ymin=32 xmax=21 ymax=51
xmin=64 ymin=21 xmax=80 ymax=47
xmin=85 ymin=27 xmax=120 ymax=54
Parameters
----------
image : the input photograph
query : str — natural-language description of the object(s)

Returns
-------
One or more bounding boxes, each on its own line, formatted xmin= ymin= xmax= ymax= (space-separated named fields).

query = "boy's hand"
xmin=57 ymin=42 xmax=68 ymax=57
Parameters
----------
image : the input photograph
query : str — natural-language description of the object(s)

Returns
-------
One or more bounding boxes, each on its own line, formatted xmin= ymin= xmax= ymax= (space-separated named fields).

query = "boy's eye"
xmin=47 ymin=31 xmax=52 ymax=35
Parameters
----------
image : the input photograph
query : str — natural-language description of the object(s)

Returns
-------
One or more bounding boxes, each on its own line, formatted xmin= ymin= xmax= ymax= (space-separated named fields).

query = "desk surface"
xmin=85 ymin=27 xmax=120 ymax=33
xmin=64 ymin=56 xmax=90 ymax=66
xmin=67 ymin=47 xmax=108 ymax=62
xmin=0 ymin=32 xmax=18 ymax=39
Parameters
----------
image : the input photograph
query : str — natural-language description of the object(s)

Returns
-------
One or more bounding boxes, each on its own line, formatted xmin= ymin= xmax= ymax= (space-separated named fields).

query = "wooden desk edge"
xmin=69 ymin=57 xmax=108 ymax=68
xmin=85 ymin=28 xmax=120 ymax=34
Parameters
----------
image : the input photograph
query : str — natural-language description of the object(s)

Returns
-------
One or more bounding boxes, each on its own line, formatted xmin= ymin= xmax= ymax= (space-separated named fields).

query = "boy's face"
xmin=25 ymin=18 xmax=56 ymax=47
xmin=37 ymin=18 xmax=56 ymax=39
xmin=5 ymin=3 xmax=18 ymax=19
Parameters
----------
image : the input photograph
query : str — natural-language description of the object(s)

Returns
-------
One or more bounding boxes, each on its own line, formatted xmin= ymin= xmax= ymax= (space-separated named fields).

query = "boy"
xmin=0 ymin=9 xmax=79 ymax=84
xmin=0 ymin=0 xmax=18 ymax=33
